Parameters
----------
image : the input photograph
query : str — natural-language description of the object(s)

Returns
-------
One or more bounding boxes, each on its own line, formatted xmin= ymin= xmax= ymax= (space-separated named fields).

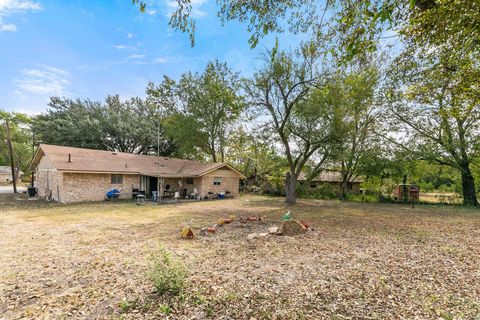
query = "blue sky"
xmin=0 ymin=0 xmax=298 ymax=114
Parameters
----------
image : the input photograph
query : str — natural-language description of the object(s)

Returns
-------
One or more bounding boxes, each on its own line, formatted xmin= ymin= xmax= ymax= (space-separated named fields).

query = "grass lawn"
xmin=1 ymin=194 xmax=479 ymax=319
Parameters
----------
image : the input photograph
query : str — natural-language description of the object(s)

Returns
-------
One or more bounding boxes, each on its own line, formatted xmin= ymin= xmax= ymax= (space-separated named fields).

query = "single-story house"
xmin=29 ymin=144 xmax=245 ymax=203
xmin=0 ymin=166 xmax=23 ymax=184
xmin=298 ymin=171 xmax=363 ymax=194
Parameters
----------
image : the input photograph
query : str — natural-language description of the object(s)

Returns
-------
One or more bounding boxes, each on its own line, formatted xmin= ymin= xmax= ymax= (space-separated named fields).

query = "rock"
xmin=247 ymin=233 xmax=259 ymax=240
xmin=268 ymin=226 xmax=279 ymax=234
xmin=258 ymin=232 xmax=269 ymax=237
xmin=281 ymin=220 xmax=307 ymax=236
xmin=300 ymin=220 xmax=311 ymax=229
xmin=207 ymin=226 xmax=217 ymax=233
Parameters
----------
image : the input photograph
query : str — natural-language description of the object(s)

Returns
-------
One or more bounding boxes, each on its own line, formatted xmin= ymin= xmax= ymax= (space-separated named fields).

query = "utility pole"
xmin=31 ymin=132 xmax=35 ymax=188
xmin=5 ymin=119 xmax=17 ymax=193
xmin=156 ymin=123 xmax=162 ymax=204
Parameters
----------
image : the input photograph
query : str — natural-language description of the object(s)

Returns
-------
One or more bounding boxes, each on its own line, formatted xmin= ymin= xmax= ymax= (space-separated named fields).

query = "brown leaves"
xmin=1 ymin=197 xmax=480 ymax=319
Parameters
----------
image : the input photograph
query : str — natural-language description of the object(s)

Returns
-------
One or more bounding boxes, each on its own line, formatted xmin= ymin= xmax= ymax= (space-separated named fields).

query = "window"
xmin=310 ymin=183 xmax=317 ymax=188
xmin=213 ymin=177 xmax=222 ymax=186
xmin=186 ymin=178 xmax=194 ymax=185
xmin=111 ymin=174 xmax=123 ymax=184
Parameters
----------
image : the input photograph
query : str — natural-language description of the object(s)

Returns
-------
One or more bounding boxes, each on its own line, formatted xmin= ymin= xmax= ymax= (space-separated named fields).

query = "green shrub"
xmin=119 ymin=298 xmax=138 ymax=313
xmin=148 ymin=247 xmax=187 ymax=296
xmin=296 ymin=183 xmax=337 ymax=200
xmin=348 ymin=193 xmax=378 ymax=203
xmin=158 ymin=304 xmax=172 ymax=315
xmin=259 ymin=179 xmax=285 ymax=196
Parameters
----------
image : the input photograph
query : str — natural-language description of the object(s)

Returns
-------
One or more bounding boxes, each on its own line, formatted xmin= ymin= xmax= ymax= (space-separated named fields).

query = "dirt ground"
xmin=1 ymin=194 xmax=480 ymax=320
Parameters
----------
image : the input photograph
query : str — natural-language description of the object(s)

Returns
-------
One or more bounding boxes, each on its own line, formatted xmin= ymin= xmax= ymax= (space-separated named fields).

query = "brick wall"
xmin=198 ymin=174 xmax=240 ymax=198
xmin=161 ymin=178 xmax=201 ymax=197
xmin=61 ymin=173 xmax=140 ymax=203
xmin=37 ymin=170 xmax=63 ymax=201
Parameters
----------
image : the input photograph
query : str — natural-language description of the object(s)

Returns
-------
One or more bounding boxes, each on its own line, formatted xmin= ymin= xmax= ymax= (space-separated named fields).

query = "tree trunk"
xmin=5 ymin=120 xmax=17 ymax=194
xmin=460 ymin=165 xmax=478 ymax=206
xmin=285 ymin=171 xmax=297 ymax=204
xmin=339 ymin=179 xmax=348 ymax=200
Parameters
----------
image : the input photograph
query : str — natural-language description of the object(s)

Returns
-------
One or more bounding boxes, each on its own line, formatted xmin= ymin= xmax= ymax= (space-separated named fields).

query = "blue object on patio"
xmin=106 ymin=189 xmax=120 ymax=200
xmin=218 ymin=193 xmax=225 ymax=199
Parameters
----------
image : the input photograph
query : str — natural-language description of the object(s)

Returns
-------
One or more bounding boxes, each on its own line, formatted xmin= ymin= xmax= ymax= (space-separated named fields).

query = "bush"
xmin=348 ymin=193 xmax=378 ymax=203
xmin=148 ymin=247 xmax=187 ymax=296
xmin=296 ymin=183 xmax=337 ymax=200
xmin=259 ymin=179 xmax=285 ymax=196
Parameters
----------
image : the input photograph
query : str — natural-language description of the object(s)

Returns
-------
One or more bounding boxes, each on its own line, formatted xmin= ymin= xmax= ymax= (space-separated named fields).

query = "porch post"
xmin=158 ymin=177 xmax=164 ymax=204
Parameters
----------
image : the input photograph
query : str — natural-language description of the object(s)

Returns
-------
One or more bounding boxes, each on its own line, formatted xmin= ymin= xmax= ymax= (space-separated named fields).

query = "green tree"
xmin=245 ymin=47 xmax=339 ymax=203
xmin=1 ymin=110 xmax=33 ymax=192
xmin=136 ymin=1 xmax=479 ymax=60
xmin=33 ymin=97 xmax=105 ymax=150
xmin=386 ymin=46 xmax=480 ymax=206
xmin=225 ymin=126 xmax=287 ymax=188
xmin=33 ymin=96 xmax=175 ymax=155
xmin=101 ymin=95 xmax=175 ymax=154
xmin=147 ymin=60 xmax=244 ymax=162
xmin=327 ymin=66 xmax=380 ymax=199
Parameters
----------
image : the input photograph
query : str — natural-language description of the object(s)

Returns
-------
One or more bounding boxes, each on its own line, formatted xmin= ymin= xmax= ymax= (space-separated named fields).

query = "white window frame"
xmin=213 ymin=177 xmax=222 ymax=186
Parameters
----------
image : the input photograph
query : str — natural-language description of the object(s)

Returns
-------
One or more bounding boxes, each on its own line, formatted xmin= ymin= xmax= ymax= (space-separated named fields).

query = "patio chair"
xmin=207 ymin=191 xmax=217 ymax=200
xmin=190 ymin=187 xmax=198 ymax=199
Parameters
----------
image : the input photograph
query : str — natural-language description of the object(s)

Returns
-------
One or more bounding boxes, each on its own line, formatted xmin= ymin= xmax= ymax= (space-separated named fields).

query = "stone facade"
xmin=36 ymin=169 xmax=63 ymax=201
xmin=161 ymin=177 xmax=202 ymax=197
xmin=198 ymin=169 xmax=240 ymax=198
xmin=61 ymin=173 xmax=140 ymax=203
xmin=153 ymin=173 xmax=239 ymax=199
xmin=34 ymin=157 xmax=242 ymax=203
xmin=36 ymin=155 xmax=63 ymax=202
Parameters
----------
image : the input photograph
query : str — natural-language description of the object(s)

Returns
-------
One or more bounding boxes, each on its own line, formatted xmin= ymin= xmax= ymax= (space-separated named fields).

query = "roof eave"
xmin=197 ymin=163 xmax=246 ymax=179
xmin=28 ymin=146 xmax=45 ymax=172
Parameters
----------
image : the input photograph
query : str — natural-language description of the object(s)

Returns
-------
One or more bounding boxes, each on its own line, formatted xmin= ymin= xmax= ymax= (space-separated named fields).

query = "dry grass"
xmin=1 ymin=194 xmax=480 ymax=319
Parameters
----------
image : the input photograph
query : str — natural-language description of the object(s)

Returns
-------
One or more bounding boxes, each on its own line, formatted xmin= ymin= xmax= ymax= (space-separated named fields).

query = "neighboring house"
xmin=298 ymin=171 xmax=363 ymax=194
xmin=29 ymin=144 xmax=245 ymax=203
xmin=0 ymin=166 xmax=23 ymax=184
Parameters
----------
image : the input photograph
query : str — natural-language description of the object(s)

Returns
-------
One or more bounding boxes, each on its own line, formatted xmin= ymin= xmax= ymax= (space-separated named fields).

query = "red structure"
xmin=393 ymin=184 xmax=420 ymax=202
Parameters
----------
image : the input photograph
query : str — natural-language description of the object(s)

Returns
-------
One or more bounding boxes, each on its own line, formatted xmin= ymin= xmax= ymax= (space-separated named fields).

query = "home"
xmin=297 ymin=171 xmax=363 ymax=194
xmin=29 ymin=144 xmax=245 ymax=203
xmin=0 ymin=166 xmax=23 ymax=184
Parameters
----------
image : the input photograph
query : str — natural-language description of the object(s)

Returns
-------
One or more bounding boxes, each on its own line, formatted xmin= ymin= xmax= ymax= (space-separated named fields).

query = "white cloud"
xmin=146 ymin=9 xmax=157 ymax=16
xmin=128 ymin=54 xmax=146 ymax=59
xmin=0 ymin=0 xmax=41 ymax=11
xmin=166 ymin=0 xmax=207 ymax=18
xmin=15 ymin=65 xmax=70 ymax=95
xmin=0 ymin=0 xmax=41 ymax=32
xmin=0 ymin=21 xmax=15 ymax=31
xmin=153 ymin=57 xmax=168 ymax=64
xmin=113 ymin=44 xmax=139 ymax=51
xmin=127 ymin=32 xmax=134 ymax=39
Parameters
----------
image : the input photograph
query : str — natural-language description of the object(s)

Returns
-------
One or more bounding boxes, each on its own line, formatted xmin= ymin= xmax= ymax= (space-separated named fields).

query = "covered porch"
xmin=139 ymin=175 xmax=205 ymax=200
